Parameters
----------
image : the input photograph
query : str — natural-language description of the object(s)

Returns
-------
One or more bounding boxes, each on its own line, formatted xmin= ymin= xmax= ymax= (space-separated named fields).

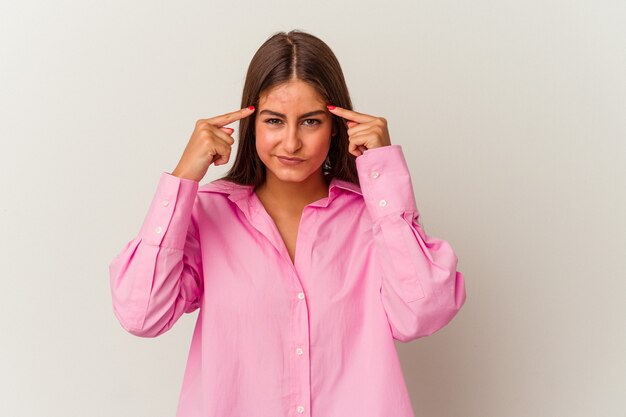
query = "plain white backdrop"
xmin=1 ymin=1 xmax=624 ymax=416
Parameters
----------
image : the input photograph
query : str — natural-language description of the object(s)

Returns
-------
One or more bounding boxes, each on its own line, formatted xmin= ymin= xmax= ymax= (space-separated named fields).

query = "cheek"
xmin=310 ymin=131 xmax=332 ymax=154
xmin=254 ymin=125 xmax=276 ymax=153
xmin=311 ymin=142 xmax=329 ymax=159
xmin=254 ymin=129 xmax=283 ymax=169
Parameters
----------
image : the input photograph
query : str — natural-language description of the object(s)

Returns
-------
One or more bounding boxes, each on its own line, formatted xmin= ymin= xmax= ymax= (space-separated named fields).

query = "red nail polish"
xmin=326 ymin=105 xmax=336 ymax=110
xmin=247 ymin=105 xmax=255 ymax=110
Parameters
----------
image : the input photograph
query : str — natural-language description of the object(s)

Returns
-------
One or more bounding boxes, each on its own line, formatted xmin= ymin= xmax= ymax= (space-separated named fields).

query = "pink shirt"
xmin=109 ymin=144 xmax=466 ymax=417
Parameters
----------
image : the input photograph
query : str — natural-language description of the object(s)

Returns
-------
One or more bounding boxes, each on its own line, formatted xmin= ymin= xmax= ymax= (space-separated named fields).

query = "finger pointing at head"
xmin=206 ymin=106 xmax=256 ymax=128
xmin=326 ymin=105 xmax=374 ymax=124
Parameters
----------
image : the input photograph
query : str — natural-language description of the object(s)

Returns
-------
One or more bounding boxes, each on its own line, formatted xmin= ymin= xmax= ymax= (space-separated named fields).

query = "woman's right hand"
xmin=171 ymin=106 xmax=256 ymax=182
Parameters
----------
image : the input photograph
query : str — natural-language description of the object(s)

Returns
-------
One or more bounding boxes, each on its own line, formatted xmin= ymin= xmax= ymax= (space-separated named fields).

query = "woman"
xmin=109 ymin=29 xmax=466 ymax=417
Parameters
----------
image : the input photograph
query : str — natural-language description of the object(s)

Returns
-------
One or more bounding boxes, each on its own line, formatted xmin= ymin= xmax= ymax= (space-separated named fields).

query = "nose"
xmin=282 ymin=124 xmax=302 ymax=154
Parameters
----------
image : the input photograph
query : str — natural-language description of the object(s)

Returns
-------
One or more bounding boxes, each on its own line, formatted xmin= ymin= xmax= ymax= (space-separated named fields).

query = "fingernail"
xmin=247 ymin=105 xmax=255 ymax=111
xmin=326 ymin=105 xmax=336 ymax=110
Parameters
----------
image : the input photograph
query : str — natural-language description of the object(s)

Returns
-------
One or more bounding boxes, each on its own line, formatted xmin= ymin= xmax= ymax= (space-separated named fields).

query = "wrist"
xmin=170 ymin=168 xmax=200 ymax=183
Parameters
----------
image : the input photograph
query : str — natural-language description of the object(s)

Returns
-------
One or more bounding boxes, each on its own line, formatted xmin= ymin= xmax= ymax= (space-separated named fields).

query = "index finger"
xmin=206 ymin=106 xmax=256 ymax=127
xmin=326 ymin=105 xmax=375 ymax=124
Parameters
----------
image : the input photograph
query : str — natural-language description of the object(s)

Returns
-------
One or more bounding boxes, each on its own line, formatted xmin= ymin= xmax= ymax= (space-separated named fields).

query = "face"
xmin=254 ymin=79 xmax=334 ymax=184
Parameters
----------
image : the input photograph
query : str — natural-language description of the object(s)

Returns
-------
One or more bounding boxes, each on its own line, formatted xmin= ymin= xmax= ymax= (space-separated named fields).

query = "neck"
xmin=255 ymin=168 xmax=330 ymax=209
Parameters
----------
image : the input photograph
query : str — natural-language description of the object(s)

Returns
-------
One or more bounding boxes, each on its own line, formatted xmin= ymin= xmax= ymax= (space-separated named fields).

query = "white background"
xmin=1 ymin=1 xmax=624 ymax=416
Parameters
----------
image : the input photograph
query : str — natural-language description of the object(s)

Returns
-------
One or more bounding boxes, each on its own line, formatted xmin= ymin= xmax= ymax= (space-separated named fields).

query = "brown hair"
xmin=219 ymin=29 xmax=359 ymax=187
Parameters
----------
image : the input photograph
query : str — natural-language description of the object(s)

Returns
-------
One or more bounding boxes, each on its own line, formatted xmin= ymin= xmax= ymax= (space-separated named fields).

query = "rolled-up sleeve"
xmin=356 ymin=144 xmax=466 ymax=342
xmin=109 ymin=172 xmax=204 ymax=338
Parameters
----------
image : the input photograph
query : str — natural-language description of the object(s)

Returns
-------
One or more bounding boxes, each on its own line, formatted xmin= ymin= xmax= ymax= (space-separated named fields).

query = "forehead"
xmin=258 ymin=80 xmax=325 ymax=109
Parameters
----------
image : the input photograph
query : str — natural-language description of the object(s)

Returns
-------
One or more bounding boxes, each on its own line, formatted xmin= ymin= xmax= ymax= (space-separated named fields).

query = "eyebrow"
xmin=258 ymin=109 xmax=327 ymax=119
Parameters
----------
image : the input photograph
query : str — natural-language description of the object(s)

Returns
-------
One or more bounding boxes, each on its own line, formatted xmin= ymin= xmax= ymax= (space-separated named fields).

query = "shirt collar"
xmin=198 ymin=176 xmax=362 ymax=205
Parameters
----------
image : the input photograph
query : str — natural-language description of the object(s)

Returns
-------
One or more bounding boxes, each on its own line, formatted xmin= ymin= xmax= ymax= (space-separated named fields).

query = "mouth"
xmin=277 ymin=155 xmax=305 ymax=162
xmin=276 ymin=155 xmax=306 ymax=166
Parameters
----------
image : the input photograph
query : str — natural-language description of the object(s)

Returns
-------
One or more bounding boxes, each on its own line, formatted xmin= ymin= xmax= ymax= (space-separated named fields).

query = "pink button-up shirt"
xmin=109 ymin=144 xmax=466 ymax=417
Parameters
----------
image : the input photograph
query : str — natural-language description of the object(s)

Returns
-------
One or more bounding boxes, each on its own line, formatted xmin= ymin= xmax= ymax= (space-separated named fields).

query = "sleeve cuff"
xmin=138 ymin=172 xmax=199 ymax=249
xmin=355 ymin=144 xmax=419 ymax=221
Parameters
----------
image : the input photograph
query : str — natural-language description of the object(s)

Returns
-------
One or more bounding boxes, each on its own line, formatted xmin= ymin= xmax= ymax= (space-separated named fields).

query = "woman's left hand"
xmin=326 ymin=105 xmax=392 ymax=157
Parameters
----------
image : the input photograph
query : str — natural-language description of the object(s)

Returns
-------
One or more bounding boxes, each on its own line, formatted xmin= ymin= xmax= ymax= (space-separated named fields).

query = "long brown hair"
xmin=219 ymin=29 xmax=359 ymax=187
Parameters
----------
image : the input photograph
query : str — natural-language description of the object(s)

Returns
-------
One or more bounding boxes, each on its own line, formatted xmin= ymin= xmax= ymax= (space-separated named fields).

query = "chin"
xmin=268 ymin=164 xmax=321 ymax=183
xmin=272 ymin=170 xmax=312 ymax=183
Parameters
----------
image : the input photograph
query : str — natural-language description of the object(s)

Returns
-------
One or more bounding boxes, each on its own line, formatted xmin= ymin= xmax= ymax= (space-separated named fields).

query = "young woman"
xmin=109 ymin=30 xmax=466 ymax=417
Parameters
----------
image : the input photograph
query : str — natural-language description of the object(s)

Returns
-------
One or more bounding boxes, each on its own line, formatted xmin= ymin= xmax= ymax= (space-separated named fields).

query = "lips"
xmin=276 ymin=155 xmax=305 ymax=166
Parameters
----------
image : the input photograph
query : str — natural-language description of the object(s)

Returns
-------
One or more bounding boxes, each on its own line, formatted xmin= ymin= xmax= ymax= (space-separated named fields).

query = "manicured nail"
xmin=326 ymin=105 xmax=336 ymax=110
xmin=247 ymin=105 xmax=255 ymax=111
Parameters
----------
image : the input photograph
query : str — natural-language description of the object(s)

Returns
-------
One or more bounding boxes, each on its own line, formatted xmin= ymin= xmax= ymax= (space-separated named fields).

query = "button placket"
xmin=293 ymin=289 xmax=310 ymax=415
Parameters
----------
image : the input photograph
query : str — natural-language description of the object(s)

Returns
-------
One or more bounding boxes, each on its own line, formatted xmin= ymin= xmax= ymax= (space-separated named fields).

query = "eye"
xmin=263 ymin=118 xmax=321 ymax=127
xmin=303 ymin=119 xmax=321 ymax=127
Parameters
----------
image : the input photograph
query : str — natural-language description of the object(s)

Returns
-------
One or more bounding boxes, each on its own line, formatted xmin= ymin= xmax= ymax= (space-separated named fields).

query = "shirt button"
xmin=296 ymin=405 xmax=305 ymax=413
xmin=297 ymin=292 xmax=305 ymax=300
xmin=295 ymin=347 xmax=303 ymax=355
xmin=155 ymin=226 xmax=162 ymax=234
xmin=371 ymin=170 xmax=379 ymax=179
xmin=162 ymin=199 xmax=169 ymax=206
xmin=379 ymin=199 xmax=387 ymax=207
